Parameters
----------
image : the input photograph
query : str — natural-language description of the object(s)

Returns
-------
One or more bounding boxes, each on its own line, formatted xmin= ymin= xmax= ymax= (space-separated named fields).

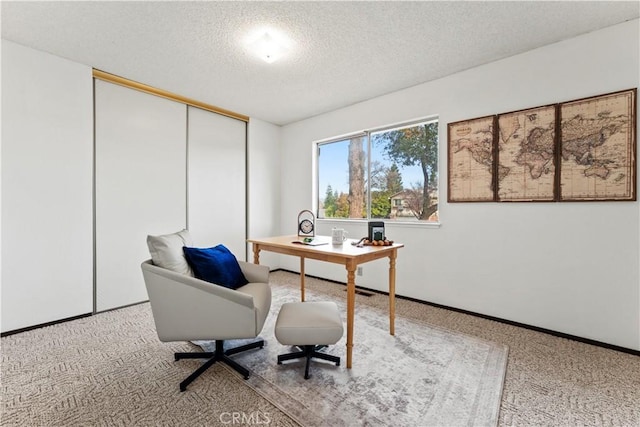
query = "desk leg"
xmin=346 ymin=260 xmax=356 ymax=369
xmin=253 ymin=244 xmax=260 ymax=265
xmin=300 ymin=257 xmax=305 ymax=302
xmin=389 ymin=250 xmax=397 ymax=336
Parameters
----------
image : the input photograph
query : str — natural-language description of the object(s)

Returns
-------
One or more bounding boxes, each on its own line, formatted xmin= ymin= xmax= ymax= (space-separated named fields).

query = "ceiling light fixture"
xmin=248 ymin=32 xmax=288 ymax=63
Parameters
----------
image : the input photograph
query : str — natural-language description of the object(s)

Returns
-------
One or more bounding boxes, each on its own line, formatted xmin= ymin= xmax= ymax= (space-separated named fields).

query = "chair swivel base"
xmin=175 ymin=339 xmax=264 ymax=391
xmin=277 ymin=345 xmax=340 ymax=380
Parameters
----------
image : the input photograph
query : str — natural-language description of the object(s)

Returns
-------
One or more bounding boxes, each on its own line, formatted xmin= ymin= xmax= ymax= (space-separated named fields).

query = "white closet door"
xmin=1 ymin=40 xmax=93 ymax=332
xmin=188 ymin=107 xmax=246 ymax=259
xmin=95 ymin=80 xmax=187 ymax=311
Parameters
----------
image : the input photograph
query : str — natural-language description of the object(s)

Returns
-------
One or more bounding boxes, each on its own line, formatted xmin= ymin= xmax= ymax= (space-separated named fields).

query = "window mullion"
xmin=366 ymin=132 xmax=372 ymax=219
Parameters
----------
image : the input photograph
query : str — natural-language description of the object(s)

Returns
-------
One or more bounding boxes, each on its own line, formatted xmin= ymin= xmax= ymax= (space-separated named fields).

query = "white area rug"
xmin=197 ymin=284 xmax=508 ymax=426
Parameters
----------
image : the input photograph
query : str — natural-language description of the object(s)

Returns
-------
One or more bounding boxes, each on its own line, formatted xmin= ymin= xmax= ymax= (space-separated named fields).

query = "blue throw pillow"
xmin=183 ymin=245 xmax=248 ymax=290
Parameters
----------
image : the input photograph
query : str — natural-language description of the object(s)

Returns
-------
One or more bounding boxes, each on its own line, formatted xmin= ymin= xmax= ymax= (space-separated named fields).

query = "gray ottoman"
xmin=275 ymin=301 xmax=344 ymax=379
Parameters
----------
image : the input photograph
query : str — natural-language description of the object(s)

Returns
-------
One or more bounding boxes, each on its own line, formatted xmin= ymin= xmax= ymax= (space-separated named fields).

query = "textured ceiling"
xmin=2 ymin=1 xmax=639 ymax=125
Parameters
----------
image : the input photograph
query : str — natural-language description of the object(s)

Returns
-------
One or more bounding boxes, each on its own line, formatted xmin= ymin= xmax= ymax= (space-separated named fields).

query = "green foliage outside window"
xmin=318 ymin=119 xmax=438 ymax=222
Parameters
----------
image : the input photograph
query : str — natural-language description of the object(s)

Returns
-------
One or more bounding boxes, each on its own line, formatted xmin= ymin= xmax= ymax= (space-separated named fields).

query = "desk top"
xmin=248 ymin=235 xmax=403 ymax=262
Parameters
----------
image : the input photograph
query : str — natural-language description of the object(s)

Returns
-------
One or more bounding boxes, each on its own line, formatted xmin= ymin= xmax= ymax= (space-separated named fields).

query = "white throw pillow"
xmin=147 ymin=229 xmax=194 ymax=276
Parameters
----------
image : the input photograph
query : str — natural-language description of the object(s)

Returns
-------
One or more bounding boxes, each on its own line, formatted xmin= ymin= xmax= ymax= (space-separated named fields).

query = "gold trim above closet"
xmin=92 ymin=69 xmax=249 ymax=123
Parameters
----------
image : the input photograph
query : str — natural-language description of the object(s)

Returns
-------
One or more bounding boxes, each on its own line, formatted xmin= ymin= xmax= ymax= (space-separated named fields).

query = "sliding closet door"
xmin=1 ymin=41 xmax=93 ymax=332
xmin=188 ymin=107 xmax=246 ymax=259
xmin=95 ymin=80 xmax=187 ymax=311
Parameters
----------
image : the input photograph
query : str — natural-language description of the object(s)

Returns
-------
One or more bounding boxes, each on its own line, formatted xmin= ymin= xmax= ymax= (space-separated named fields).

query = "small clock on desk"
xmin=297 ymin=210 xmax=315 ymax=238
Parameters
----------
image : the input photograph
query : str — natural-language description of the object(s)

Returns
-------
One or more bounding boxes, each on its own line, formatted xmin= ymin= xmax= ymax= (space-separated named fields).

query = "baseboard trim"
xmin=1 ymin=313 xmax=93 ymax=337
xmin=1 ymin=300 xmax=151 ymax=337
xmin=272 ymin=268 xmax=640 ymax=357
xmin=94 ymin=300 xmax=150 ymax=315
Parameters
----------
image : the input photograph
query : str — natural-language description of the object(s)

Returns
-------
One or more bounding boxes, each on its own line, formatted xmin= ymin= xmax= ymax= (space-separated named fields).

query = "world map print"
xmin=498 ymin=106 xmax=556 ymax=201
xmin=560 ymin=90 xmax=635 ymax=200
xmin=448 ymin=116 xmax=495 ymax=202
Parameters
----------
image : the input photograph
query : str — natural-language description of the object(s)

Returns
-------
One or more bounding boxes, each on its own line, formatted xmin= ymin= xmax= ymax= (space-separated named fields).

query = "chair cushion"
xmin=147 ymin=229 xmax=193 ymax=276
xmin=275 ymin=301 xmax=344 ymax=346
xmin=183 ymin=244 xmax=249 ymax=290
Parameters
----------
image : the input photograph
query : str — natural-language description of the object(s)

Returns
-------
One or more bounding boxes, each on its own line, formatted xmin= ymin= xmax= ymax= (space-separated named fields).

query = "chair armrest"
xmin=141 ymin=259 xmax=270 ymax=341
xmin=239 ymin=261 xmax=269 ymax=284
xmin=141 ymin=260 xmax=254 ymax=309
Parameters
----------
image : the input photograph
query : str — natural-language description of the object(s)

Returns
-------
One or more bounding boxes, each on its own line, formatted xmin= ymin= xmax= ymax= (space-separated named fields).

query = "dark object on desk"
xmin=368 ymin=221 xmax=385 ymax=241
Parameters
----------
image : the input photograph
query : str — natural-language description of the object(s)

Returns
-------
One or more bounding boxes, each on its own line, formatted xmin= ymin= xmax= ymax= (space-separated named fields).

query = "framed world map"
xmin=497 ymin=105 xmax=557 ymax=201
xmin=447 ymin=88 xmax=636 ymax=203
xmin=447 ymin=115 xmax=497 ymax=202
xmin=559 ymin=89 xmax=636 ymax=201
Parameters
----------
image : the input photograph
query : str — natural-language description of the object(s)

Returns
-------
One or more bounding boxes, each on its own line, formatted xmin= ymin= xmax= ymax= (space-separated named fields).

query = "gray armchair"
xmin=141 ymin=259 xmax=271 ymax=391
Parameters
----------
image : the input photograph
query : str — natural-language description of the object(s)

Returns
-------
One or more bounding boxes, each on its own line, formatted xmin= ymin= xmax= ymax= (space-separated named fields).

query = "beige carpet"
xmin=1 ymin=271 xmax=639 ymax=426
xmin=197 ymin=283 xmax=507 ymax=426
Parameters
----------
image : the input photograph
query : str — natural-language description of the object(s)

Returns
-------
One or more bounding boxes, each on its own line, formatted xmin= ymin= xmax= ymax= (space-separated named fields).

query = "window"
xmin=317 ymin=118 xmax=438 ymax=222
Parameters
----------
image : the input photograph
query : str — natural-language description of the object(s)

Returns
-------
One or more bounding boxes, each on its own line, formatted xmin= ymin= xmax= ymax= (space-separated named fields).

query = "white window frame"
xmin=314 ymin=116 xmax=440 ymax=227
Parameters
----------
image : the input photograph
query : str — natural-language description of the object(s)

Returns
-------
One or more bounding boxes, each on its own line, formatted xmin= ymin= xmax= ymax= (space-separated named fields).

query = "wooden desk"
xmin=248 ymin=235 xmax=403 ymax=368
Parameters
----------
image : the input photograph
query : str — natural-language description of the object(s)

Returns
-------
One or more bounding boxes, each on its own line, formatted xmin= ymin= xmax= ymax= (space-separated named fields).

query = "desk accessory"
xmin=368 ymin=221 xmax=385 ymax=241
xmin=297 ymin=210 xmax=315 ymax=238
xmin=331 ymin=228 xmax=348 ymax=245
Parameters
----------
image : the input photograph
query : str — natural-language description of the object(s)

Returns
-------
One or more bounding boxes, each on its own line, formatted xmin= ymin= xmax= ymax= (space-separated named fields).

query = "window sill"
xmin=316 ymin=218 xmax=441 ymax=229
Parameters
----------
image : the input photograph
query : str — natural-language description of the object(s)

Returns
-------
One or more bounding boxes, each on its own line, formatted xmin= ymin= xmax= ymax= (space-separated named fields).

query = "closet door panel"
xmin=95 ymin=80 xmax=186 ymax=311
xmin=188 ymin=107 xmax=246 ymax=259
xmin=1 ymin=40 xmax=93 ymax=332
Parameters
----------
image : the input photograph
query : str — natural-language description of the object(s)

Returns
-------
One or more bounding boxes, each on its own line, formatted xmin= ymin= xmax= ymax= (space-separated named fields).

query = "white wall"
xmin=247 ymin=118 xmax=281 ymax=268
xmin=1 ymin=40 xmax=94 ymax=331
xmin=279 ymin=20 xmax=640 ymax=350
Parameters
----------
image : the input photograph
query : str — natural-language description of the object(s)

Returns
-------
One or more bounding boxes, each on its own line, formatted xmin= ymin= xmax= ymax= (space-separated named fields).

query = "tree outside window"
xmin=317 ymin=119 xmax=438 ymax=222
